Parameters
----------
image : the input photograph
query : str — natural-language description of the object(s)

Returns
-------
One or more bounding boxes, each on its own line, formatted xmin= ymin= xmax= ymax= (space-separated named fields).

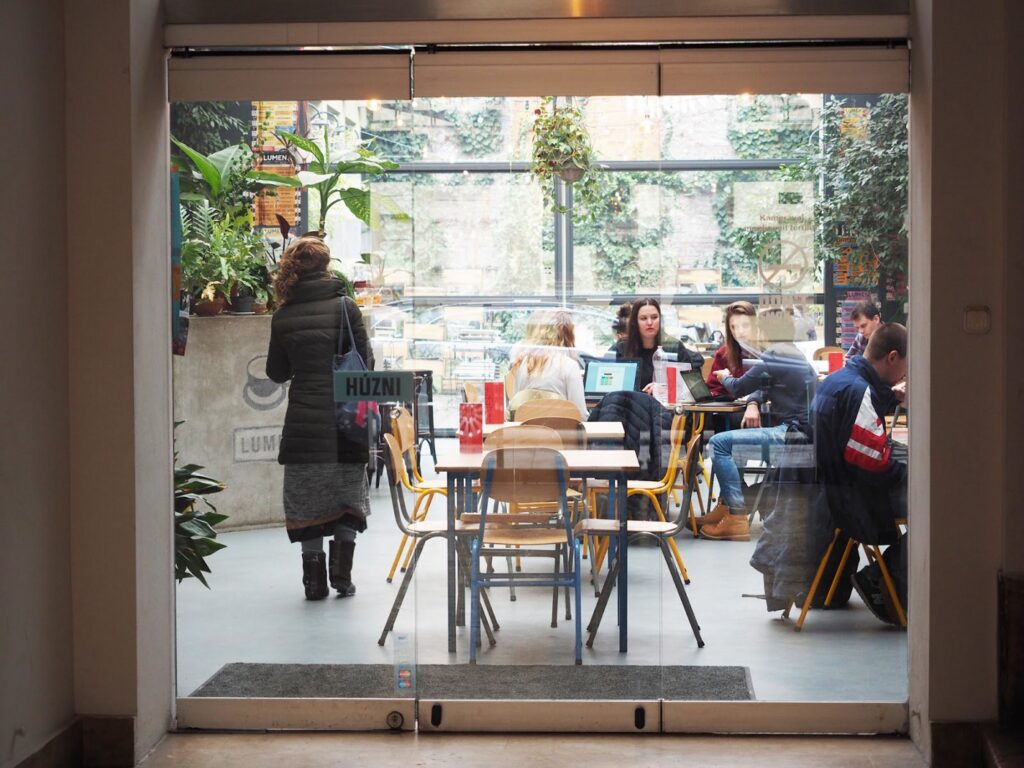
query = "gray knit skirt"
xmin=283 ymin=463 xmax=371 ymax=543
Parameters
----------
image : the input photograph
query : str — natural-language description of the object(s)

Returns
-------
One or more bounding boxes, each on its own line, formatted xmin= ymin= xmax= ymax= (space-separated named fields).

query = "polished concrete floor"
xmin=176 ymin=441 xmax=908 ymax=703
xmin=143 ymin=733 xmax=926 ymax=768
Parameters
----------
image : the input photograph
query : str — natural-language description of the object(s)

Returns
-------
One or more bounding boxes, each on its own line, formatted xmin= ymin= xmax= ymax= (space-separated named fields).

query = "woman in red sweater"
xmin=706 ymin=301 xmax=757 ymax=395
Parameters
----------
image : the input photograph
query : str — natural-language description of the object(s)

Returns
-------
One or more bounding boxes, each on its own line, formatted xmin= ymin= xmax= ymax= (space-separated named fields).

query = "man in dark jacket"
xmin=812 ymin=323 xmax=908 ymax=624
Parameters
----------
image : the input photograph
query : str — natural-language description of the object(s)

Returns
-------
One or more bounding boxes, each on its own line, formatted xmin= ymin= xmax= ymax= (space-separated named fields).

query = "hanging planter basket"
xmin=531 ymin=97 xmax=601 ymax=216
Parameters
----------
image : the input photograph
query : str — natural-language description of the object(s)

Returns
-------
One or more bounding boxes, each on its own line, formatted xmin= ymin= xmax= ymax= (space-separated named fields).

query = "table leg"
xmin=446 ymin=472 xmax=457 ymax=653
xmin=616 ymin=474 xmax=628 ymax=653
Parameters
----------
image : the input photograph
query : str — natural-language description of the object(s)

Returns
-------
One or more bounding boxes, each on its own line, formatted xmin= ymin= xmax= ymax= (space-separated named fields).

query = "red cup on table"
xmin=828 ymin=351 xmax=844 ymax=373
xmin=484 ymin=381 xmax=505 ymax=424
xmin=459 ymin=402 xmax=483 ymax=451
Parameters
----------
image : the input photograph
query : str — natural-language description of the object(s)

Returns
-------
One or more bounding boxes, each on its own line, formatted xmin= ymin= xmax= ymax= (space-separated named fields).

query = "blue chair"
xmin=469 ymin=446 xmax=583 ymax=665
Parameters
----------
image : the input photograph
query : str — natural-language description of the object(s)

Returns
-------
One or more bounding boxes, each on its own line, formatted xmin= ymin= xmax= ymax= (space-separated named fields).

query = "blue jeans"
xmin=708 ymin=424 xmax=790 ymax=509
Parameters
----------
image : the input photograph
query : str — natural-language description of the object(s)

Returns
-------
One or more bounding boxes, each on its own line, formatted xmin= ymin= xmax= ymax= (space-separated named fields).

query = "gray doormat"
xmin=190 ymin=663 xmax=754 ymax=700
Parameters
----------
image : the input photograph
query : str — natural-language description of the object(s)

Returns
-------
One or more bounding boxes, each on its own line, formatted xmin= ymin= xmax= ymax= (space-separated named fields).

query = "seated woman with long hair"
xmin=507 ymin=310 xmax=587 ymax=420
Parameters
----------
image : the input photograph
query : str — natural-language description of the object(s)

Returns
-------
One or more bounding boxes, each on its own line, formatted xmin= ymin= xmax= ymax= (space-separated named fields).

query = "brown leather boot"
xmin=697 ymin=501 xmax=730 ymax=528
xmin=699 ymin=513 xmax=751 ymax=541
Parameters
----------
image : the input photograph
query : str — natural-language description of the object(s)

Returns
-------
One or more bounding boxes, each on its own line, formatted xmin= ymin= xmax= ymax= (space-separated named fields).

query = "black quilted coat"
xmin=266 ymin=275 xmax=373 ymax=465
xmin=587 ymin=390 xmax=663 ymax=481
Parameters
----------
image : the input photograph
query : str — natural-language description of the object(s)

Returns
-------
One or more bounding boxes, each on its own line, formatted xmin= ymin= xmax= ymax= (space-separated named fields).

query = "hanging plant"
xmin=531 ymin=97 xmax=602 ymax=218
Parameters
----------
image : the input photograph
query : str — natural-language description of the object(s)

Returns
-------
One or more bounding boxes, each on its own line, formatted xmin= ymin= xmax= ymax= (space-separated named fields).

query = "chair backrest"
xmin=507 ymin=388 xmax=561 ymax=419
xmin=665 ymin=436 xmax=704 ymax=536
xmin=483 ymin=424 xmax=562 ymax=451
xmin=813 ymin=345 xmax=844 ymax=361
xmin=655 ymin=412 xmax=687 ymax=487
xmin=463 ymin=382 xmax=481 ymax=403
xmin=515 ymin=398 xmax=583 ymax=422
xmin=480 ymin=447 xmax=570 ymax=530
xmin=700 ymin=356 xmax=715 ymax=381
xmin=520 ymin=416 xmax=585 ymax=449
xmin=382 ymin=433 xmax=414 ymax=533
xmin=391 ymin=406 xmax=416 ymax=451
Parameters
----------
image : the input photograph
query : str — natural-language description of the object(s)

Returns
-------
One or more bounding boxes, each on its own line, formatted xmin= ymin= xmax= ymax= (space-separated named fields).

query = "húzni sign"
xmin=334 ymin=371 xmax=414 ymax=403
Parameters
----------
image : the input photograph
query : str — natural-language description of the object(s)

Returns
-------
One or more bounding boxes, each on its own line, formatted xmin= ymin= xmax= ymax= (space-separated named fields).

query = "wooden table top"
xmin=436 ymin=448 xmax=639 ymax=474
xmin=482 ymin=421 xmax=625 ymax=439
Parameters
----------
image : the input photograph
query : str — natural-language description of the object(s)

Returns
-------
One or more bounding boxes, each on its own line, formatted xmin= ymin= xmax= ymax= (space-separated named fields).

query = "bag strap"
xmin=337 ymin=297 xmax=358 ymax=356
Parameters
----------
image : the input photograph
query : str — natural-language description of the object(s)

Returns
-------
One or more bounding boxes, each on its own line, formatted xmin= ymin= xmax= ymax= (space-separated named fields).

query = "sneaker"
xmin=696 ymin=501 xmax=730 ymax=528
xmin=851 ymin=569 xmax=899 ymax=626
xmin=699 ymin=513 xmax=751 ymax=541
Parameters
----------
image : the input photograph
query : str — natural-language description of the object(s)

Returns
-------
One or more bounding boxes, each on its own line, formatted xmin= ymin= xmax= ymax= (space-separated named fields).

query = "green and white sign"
xmin=334 ymin=370 xmax=414 ymax=403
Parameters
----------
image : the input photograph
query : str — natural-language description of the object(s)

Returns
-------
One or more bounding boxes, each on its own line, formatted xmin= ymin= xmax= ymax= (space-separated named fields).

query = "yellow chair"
xmin=794 ymin=520 xmax=908 ymax=631
xmin=377 ymin=434 xmax=498 ymax=648
xmin=586 ymin=413 xmax=692 ymax=584
xmin=384 ymin=407 xmax=448 ymax=582
xmin=463 ymin=381 xmax=481 ymax=403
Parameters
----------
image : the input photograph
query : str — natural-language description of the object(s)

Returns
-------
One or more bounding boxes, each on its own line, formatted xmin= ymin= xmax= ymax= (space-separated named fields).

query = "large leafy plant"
xmin=172 ymin=137 xmax=298 ymax=226
xmin=792 ymin=94 xmax=909 ymax=279
xmin=174 ymin=426 xmax=227 ymax=588
xmin=277 ymin=129 xmax=402 ymax=235
xmin=180 ymin=202 xmax=267 ymax=301
xmin=531 ymin=97 xmax=602 ymax=219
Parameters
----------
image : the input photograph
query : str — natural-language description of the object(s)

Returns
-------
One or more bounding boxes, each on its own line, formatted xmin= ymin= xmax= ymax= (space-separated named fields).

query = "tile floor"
xmin=142 ymin=732 xmax=927 ymax=768
xmin=176 ymin=441 xmax=908 ymax=704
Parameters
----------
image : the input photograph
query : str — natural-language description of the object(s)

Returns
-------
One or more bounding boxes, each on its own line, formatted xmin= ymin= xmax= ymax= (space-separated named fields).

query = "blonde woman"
xmin=508 ymin=310 xmax=587 ymax=420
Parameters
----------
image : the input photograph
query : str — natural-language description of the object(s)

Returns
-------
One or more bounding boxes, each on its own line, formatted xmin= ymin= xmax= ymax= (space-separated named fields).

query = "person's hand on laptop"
xmin=714 ymin=369 xmax=729 ymax=383
xmin=642 ymin=382 xmax=656 ymax=395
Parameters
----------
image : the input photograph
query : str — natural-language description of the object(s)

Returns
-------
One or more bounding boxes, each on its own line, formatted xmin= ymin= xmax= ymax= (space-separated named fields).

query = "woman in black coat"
xmin=614 ymin=297 xmax=704 ymax=392
xmin=266 ymin=236 xmax=374 ymax=600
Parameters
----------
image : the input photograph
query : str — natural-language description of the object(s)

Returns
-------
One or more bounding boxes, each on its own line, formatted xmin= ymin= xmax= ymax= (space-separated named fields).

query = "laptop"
xmin=584 ymin=360 xmax=639 ymax=397
xmin=679 ymin=369 xmax=736 ymax=404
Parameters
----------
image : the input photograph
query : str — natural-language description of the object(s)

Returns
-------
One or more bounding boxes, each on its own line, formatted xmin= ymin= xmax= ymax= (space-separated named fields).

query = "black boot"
xmin=302 ymin=551 xmax=329 ymax=600
xmin=329 ymin=540 xmax=357 ymax=597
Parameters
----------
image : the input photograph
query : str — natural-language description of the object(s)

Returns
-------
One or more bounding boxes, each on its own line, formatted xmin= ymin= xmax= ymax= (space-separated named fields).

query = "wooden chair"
xmin=813 ymin=345 xmax=845 ymax=361
xmin=377 ymin=434 xmax=499 ymax=647
xmin=575 ymin=436 xmax=705 ymax=649
xmin=462 ymin=381 xmax=481 ymax=404
xmin=513 ymin=397 xmax=583 ymax=423
xmin=506 ymin=388 xmax=560 ymax=420
xmin=520 ymin=416 xmax=586 ymax=449
xmin=585 ymin=413 xmax=692 ymax=584
xmin=794 ymin=520 xmax=908 ymax=631
xmin=700 ymin=356 xmax=715 ymax=381
xmin=469 ymin=446 xmax=583 ymax=664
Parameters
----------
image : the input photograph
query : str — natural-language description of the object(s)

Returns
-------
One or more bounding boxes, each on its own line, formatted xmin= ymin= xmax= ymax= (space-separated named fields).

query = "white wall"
xmin=909 ymin=0 xmax=1016 ymax=759
xmin=0 ymin=2 xmax=75 ymax=767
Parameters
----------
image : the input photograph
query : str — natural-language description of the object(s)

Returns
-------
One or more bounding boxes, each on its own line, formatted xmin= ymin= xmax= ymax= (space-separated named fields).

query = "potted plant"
xmin=276 ymin=129 xmax=403 ymax=234
xmin=531 ymin=97 xmax=602 ymax=218
xmin=174 ymin=423 xmax=228 ymax=587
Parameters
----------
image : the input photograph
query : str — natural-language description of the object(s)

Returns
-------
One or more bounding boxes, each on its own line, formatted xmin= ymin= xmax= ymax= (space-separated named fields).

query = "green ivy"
xmin=446 ymin=99 xmax=504 ymax=157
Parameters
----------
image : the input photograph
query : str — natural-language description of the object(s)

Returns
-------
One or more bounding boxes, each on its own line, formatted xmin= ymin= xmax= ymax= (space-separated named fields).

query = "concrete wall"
xmin=173 ymin=316 xmax=287 ymax=529
xmin=0 ymin=2 xmax=75 ymax=767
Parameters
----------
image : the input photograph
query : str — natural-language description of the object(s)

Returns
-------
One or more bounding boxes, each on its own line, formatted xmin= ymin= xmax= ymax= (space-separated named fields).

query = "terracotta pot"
xmin=253 ymin=301 xmax=269 ymax=315
xmin=193 ymin=297 xmax=226 ymax=317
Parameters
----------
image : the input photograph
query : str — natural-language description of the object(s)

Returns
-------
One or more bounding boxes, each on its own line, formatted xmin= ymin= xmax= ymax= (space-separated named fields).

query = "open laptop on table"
xmin=678 ymin=368 xmax=737 ymax=404
xmin=584 ymin=360 xmax=639 ymax=403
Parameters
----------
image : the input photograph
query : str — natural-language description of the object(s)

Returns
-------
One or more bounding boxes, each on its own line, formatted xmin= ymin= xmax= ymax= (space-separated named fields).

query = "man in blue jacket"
xmin=812 ymin=323 xmax=908 ymax=624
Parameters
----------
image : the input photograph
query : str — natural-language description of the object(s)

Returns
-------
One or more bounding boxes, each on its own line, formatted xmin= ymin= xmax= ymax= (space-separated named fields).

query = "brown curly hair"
xmin=273 ymin=236 xmax=331 ymax=305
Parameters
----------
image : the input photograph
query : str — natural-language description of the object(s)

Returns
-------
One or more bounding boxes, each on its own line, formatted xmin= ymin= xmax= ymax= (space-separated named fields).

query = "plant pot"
xmin=230 ymin=294 xmax=255 ymax=314
xmin=193 ymin=297 xmax=226 ymax=317
xmin=556 ymin=165 xmax=585 ymax=183
xmin=253 ymin=301 xmax=269 ymax=315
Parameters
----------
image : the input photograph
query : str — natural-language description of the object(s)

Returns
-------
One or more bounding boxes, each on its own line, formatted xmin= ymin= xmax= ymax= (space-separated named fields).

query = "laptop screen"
xmin=584 ymin=361 xmax=638 ymax=396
